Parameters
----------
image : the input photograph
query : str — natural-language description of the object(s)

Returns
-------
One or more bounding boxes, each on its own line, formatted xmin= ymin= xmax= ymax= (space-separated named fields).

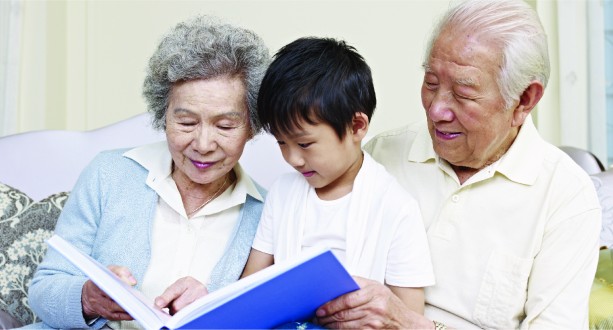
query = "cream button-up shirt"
xmin=111 ymin=141 xmax=262 ymax=329
xmin=364 ymin=116 xmax=601 ymax=329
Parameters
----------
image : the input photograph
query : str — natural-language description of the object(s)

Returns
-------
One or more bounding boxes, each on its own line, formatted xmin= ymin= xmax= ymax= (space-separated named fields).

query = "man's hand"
xmin=81 ymin=265 xmax=136 ymax=321
xmin=154 ymin=276 xmax=208 ymax=315
xmin=315 ymin=277 xmax=433 ymax=329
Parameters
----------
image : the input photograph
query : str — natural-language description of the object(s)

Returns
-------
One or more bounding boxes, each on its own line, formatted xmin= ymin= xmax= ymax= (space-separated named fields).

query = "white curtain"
xmin=555 ymin=0 xmax=607 ymax=166
xmin=0 ymin=0 xmax=22 ymax=137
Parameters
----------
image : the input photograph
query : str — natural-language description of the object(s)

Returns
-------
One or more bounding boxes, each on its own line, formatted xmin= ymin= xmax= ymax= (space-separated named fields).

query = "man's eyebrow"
xmin=422 ymin=64 xmax=432 ymax=72
xmin=455 ymin=76 xmax=479 ymax=87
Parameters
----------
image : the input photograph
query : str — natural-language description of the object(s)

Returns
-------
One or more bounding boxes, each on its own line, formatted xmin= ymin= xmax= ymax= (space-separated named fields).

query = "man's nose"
xmin=427 ymin=92 xmax=455 ymax=122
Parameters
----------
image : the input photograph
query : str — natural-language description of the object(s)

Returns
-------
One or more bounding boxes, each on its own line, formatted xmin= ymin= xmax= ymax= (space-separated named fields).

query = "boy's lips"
xmin=302 ymin=171 xmax=316 ymax=177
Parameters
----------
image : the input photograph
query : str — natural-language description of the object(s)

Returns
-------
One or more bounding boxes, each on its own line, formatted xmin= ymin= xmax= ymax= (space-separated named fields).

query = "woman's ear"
xmin=512 ymin=80 xmax=544 ymax=127
xmin=351 ymin=112 xmax=370 ymax=141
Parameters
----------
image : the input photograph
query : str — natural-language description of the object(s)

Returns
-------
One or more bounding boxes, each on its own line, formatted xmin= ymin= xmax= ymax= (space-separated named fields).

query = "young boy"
xmin=242 ymin=37 xmax=434 ymax=314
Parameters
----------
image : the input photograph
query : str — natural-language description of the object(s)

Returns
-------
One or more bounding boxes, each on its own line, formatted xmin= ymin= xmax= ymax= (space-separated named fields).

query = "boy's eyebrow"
xmin=284 ymin=129 xmax=311 ymax=139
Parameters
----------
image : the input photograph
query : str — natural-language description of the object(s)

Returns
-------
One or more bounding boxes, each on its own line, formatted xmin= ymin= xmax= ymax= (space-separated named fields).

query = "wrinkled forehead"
xmin=428 ymin=27 xmax=502 ymax=76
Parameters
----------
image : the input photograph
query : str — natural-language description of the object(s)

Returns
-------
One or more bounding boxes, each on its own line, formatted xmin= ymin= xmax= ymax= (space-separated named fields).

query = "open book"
xmin=46 ymin=234 xmax=359 ymax=329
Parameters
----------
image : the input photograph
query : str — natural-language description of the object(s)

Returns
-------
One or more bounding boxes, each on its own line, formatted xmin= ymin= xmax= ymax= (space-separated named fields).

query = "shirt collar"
xmin=123 ymin=141 xmax=264 ymax=205
xmin=494 ymin=115 xmax=543 ymax=185
xmin=407 ymin=115 xmax=543 ymax=186
xmin=407 ymin=123 xmax=437 ymax=163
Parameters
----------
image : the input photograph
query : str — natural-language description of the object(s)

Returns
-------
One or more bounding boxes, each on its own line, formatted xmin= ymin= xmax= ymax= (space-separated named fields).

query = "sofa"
xmin=0 ymin=113 xmax=291 ymax=328
xmin=1 ymin=120 xmax=611 ymax=328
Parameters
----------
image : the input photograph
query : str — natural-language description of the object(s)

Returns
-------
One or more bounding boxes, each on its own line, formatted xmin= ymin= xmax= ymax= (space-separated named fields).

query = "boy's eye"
xmin=277 ymin=141 xmax=286 ymax=146
xmin=298 ymin=143 xmax=312 ymax=149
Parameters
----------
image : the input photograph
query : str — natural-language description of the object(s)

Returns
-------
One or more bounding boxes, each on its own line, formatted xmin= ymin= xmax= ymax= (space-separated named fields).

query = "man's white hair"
xmin=423 ymin=0 xmax=550 ymax=110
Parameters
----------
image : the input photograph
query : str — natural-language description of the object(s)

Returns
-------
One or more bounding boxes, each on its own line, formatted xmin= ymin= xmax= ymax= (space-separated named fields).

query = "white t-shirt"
xmin=301 ymin=191 xmax=350 ymax=264
xmin=253 ymin=153 xmax=435 ymax=288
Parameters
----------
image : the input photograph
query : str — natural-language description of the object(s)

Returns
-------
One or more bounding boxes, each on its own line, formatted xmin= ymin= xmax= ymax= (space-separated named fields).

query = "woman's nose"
xmin=193 ymin=126 xmax=217 ymax=153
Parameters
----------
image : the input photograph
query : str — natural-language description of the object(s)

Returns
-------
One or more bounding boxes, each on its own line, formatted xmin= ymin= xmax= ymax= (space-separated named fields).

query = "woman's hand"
xmin=315 ymin=277 xmax=433 ymax=329
xmin=154 ymin=276 xmax=209 ymax=315
xmin=81 ymin=265 xmax=136 ymax=321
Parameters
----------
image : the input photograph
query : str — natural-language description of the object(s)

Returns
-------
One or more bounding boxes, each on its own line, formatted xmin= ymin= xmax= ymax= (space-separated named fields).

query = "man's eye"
xmin=455 ymin=93 xmax=475 ymax=101
xmin=424 ymin=82 xmax=438 ymax=90
xmin=180 ymin=122 xmax=197 ymax=127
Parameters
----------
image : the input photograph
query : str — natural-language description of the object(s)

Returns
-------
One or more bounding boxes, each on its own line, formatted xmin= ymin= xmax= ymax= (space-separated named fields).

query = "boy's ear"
xmin=351 ymin=112 xmax=369 ymax=141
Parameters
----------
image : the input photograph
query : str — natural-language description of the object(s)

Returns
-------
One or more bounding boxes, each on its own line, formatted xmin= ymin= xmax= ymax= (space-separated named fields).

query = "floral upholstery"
xmin=0 ymin=183 xmax=68 ymax=326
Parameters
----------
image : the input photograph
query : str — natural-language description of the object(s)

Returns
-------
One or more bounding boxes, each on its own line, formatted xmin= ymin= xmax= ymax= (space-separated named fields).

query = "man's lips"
xmin=302 ymin=171 xmax=316 ymax=178
xmin=191 ymin=159 xmax=215 ymax=169
xmin=435 ymin=129 xmax=461 ymax=140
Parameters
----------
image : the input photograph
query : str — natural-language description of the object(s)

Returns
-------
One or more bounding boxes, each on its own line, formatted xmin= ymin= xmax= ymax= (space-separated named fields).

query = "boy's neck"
xmin=315 ymin=152 xmax=364 ymax=201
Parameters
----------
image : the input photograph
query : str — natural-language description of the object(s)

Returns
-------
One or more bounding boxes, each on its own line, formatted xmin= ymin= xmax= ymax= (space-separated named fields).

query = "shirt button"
xmin=451 ymin=194 xmax=460 ymax=202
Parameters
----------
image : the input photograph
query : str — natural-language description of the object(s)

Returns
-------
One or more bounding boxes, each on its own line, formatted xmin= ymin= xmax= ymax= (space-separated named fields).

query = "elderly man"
xmin=315 ymin=0 xmax=601 ymax=328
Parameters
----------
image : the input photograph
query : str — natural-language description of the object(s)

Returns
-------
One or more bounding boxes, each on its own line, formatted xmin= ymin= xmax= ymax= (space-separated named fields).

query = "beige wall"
xmin=16 ymin=0 xmax=565 ymax=145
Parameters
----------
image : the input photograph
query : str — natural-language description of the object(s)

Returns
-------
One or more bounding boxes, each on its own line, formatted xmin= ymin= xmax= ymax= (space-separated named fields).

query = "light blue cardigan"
xmin=27 ymin=149 xmax=265 ymax=329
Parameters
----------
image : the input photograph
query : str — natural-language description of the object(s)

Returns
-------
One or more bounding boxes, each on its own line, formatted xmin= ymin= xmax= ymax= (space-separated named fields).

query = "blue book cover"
xmin=176 ymin=250 xmax=359 ymax=329
xmin=47 ymin=235 xmax=359 ymax=329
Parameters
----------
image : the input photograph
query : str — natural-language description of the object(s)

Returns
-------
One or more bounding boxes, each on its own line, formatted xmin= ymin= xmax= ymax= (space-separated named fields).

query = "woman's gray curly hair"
xmin=143 ymin=15 xmax=270 ymax=136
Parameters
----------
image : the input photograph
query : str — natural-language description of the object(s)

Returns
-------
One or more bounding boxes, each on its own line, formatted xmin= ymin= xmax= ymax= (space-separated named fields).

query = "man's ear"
xmin=512 ymin=80 xmax=544 ymax=127
xmin=351 ymin=112 xmax=370 ymax=142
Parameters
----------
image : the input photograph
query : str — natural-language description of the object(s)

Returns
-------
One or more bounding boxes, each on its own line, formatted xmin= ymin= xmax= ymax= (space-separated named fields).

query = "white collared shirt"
xmin=364 ymin=116 xmax=601 ymax=329
xmin=112 ymin=141 xmax=262 ymax=329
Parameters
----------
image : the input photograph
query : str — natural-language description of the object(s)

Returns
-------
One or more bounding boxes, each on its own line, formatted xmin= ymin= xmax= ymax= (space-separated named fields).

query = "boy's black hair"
xmin=256 ymin=37 xmax=376 ymax=140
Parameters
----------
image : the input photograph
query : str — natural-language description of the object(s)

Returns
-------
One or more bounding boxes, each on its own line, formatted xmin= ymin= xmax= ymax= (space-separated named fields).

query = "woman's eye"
xmin=217 ymin=120 xmax=240 ymax=130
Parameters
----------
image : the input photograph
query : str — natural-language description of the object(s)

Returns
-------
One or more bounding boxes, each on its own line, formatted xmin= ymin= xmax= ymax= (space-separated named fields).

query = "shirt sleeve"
xmin=251 ymin=179 xmax=280 ymax=255
xmin=521 ymin=181 xmax=601 ymax=328
xmin=385 ymin=199 xmax=436 ymax=288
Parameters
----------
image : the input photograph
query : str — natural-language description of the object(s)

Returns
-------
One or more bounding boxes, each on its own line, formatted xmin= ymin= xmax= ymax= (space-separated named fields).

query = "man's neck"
xmin=451 ymin=165 xmax=480 ymax=185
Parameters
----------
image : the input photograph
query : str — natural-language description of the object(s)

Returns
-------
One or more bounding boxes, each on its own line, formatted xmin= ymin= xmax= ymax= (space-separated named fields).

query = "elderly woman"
xmin=27 ymin=16 xmax=270 ymax=329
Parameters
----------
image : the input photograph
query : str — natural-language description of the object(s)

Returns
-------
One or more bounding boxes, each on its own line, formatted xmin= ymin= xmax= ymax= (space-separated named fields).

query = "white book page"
xmin=47 ymin=235 xmax=171 ymax=329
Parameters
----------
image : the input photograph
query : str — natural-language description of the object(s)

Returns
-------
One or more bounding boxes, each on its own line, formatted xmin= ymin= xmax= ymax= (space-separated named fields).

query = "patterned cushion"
xmin=0 ymin=183 xmax=68 ymax=325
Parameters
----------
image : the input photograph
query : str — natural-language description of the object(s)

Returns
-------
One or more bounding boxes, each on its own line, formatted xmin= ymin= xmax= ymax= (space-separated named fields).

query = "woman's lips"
xmin=302 ymin=171 xmax=315 ymax=178
xmin=435 ymin=129 xmax=461 ymax=140
xmin=191 ymin=159 xmax=214 ymax=169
